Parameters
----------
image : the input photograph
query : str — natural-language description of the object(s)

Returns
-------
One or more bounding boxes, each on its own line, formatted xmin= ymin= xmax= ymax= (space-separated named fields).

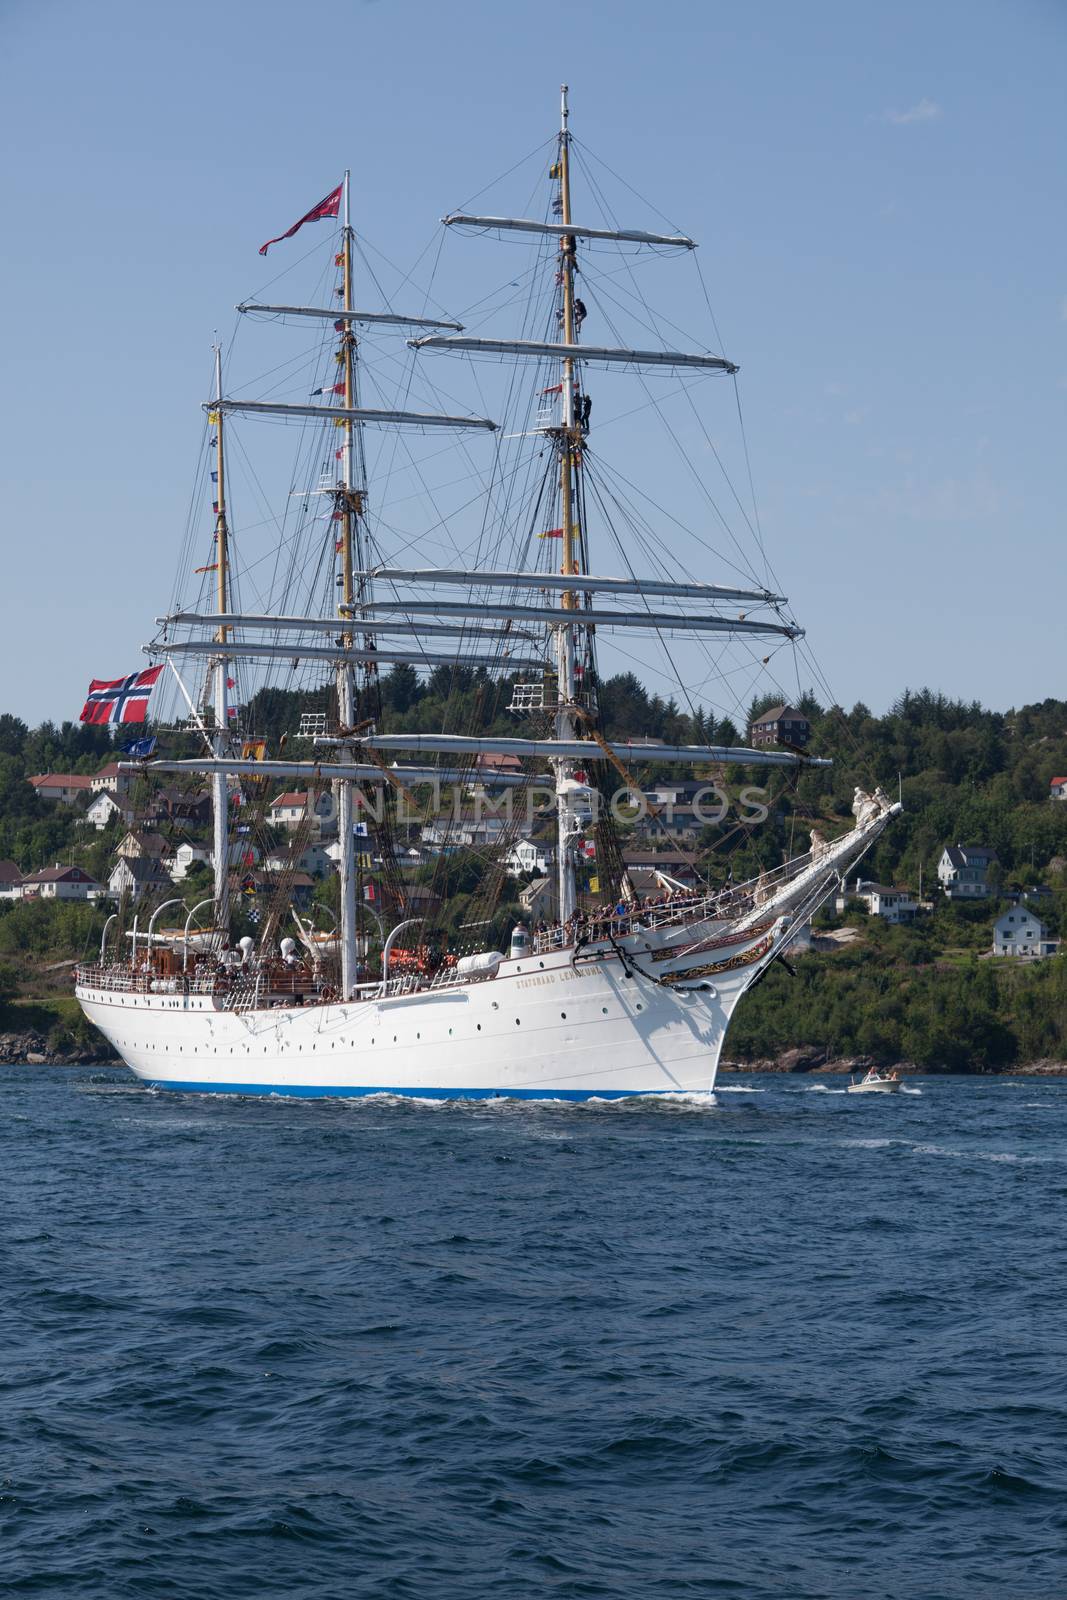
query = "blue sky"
xmin=1 ymin=0 xmax=1064 ymax=727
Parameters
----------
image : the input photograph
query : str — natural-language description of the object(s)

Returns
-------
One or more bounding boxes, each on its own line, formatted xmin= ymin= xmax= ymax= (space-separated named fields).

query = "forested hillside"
xmin=4 ymin=682 xmax=1067 ymax=1068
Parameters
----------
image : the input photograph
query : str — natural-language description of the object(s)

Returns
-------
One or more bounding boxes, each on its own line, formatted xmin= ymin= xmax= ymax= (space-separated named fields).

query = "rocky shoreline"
xmin=720 ymin=1047 xmax=1067 ymax=1077
xmin=0 ymin=1031 xmax=121 ymax=1068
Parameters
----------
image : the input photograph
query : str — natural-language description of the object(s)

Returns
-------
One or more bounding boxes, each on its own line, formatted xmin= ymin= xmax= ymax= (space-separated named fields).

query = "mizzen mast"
xmin=336 ymin=169 xmax=364 ymax=999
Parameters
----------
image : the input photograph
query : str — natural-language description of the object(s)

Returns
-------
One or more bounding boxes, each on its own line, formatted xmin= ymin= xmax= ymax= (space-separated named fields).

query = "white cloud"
xmin=885 ymin=98 xmax=942 ymax=126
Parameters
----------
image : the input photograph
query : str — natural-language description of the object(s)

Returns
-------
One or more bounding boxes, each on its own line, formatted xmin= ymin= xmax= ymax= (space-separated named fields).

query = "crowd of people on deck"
xmin=531 ymin=883 xmax=757 ymax=948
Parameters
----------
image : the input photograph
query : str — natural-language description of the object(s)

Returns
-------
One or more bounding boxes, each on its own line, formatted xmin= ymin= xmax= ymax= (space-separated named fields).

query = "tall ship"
xmin=75 ymin=90 xmax=897 ymax=1098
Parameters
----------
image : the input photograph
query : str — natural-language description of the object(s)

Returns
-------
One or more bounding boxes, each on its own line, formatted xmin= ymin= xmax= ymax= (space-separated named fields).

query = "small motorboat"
xmin=847 ymin=1068 xmax=904 ymax=1094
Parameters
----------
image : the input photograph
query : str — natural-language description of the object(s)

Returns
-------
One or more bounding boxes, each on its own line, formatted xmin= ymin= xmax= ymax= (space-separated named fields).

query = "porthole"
xmin=476 ymin=1024 xmax=482 ymax=1032
xmin=636 ymin=1003 xmax=643 ymax=1011
xmin=560 ymin=1012 xmax=567 ymax=1019
xmin=602 ymin=1007 xmax=608 ymax=1015
xmin=515 ymin=1018 xmax=521 ymax=1026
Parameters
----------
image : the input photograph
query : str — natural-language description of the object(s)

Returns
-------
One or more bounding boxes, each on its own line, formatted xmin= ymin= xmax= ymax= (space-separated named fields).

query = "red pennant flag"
xmin=259 ymin=182 xmax=343 ymax=256
xmin=538 ymin=528 xmax=564 ymax=540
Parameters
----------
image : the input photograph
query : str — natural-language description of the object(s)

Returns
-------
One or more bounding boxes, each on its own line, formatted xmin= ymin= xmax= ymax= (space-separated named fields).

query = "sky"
xmin=1 ymin=0 xmax=1064 ymax=728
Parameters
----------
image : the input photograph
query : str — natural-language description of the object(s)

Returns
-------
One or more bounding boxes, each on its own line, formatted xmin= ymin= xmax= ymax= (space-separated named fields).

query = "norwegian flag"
xmin=79 ymin=665 xmax=163 ymax=726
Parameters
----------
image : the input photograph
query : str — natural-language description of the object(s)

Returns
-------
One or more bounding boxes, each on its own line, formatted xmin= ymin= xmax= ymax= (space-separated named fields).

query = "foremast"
xmin=554 ymin=84 xmax=581 ymax=924
xmin=210 ymin=343 xmax=231 ymax=937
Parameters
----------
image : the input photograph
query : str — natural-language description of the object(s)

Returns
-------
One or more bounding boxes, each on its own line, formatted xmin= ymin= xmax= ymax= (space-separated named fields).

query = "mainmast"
xmin=554 ymin=85 xmax=581 ymax=924
xmin=211 ymin=342 xmax=231 ymax=936
xmin=336 ymin=170 xmax=362 ymax=998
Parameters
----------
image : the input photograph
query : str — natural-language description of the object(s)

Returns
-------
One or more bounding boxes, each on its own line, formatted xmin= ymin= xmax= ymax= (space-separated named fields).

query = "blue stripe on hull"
xmin=143 ymin=1079 xmax=698 ymax=1101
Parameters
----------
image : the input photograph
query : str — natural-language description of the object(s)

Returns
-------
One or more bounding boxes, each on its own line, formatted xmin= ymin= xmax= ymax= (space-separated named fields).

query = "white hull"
xmin=77 ymin=808 xmax=900 ymax=1099
xmin=77 ymin=912 xmax=789 ymax=1098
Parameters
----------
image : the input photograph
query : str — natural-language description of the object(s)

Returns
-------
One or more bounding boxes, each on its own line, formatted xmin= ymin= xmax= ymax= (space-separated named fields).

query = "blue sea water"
xmin=1 ymin=1065 xmax=1066 ymax=1599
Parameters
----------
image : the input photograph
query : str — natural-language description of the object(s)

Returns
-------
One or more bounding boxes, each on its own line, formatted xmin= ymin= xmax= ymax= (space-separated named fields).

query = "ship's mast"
xmin=554 ymin=84 xmax=580 ymax=924
xmin=336 ymin=170 xmax=362 ymax=997
xmin=211 ymin=342 xmax=231 ymax=936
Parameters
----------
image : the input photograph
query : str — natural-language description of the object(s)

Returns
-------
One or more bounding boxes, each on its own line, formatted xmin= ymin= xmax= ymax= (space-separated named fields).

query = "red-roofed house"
xmin=1050 ymin=777 xmax=1067 ymax=801
xmin=91 ymin=761 xmax=133 ymax=797
xmin=266 ymin=791 xmax=336 ymax=833
xmin=19 ymin=864 xmax=102 ymax=900
xmin=29 ymin=774 xmax=94 ymax=804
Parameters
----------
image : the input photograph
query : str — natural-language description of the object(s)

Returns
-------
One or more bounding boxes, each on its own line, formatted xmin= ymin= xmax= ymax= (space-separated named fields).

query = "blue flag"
xmin=122 ymin=735 xmax=157 ymax=760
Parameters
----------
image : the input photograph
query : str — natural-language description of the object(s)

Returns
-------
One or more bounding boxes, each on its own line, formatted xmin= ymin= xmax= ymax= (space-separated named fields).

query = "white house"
xmin=20 ymin=864 xmax=102 ymax=900
xmin=850 ymin=879 xmax=917 ymax=924
xmin=82 ymin=791 xmax=136 ymax=831
xmin=108 ymin=857 xmax=170 ymax=901
xmin=993 ymin=906 xmax=1059 ymax=959
xmin=505 ymin=837 xmax=554 ymax=877
xmin=266 ymin=790 xmax=336 ymax=833
xmin=90 ymin=762 xmax=133 ymax=797
xmin=421 ymin=815 xmax=508 ymax=848
xmin=265 ymin=840 xmax=332 ymax=879
xmin=938 ymin=844 xmax=998 ymax=900
xmin=165 ymin=842 xmax=212 ymax=881
xmin=519 ymin=877 xmax=554 ymax=922
xmin=1050 ymin=777 xmax=1067 ymax=802
xmin=29 ymin=773 xmax=93 ymax=804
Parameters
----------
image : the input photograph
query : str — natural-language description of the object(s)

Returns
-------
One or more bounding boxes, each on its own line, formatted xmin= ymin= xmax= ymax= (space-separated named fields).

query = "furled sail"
xmin=441 ymin=214 xmax=696 ymax=248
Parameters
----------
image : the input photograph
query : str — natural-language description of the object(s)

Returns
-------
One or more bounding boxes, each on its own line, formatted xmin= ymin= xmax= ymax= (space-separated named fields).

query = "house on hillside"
xmin=749 ymin=704 xmax=811 ymax=750
xmin=421 ymin=814 xmax=508 ymax=849
xmin=0 ymin=860 xmax=24 ymax=900
xmin=165 ymin=842 xmax=212 ymax=882
xmin=140 ymin=787 xmax=212 ymax=828
xmin=938 ymin=844 xmax=998 ymax=900
xmin=81 ymin=790 xmax=135 ymax=831
xmin=519 ymin=877 xmax=554 ymax=922
xmin=848 ymin=879 xmax=917 ymax=924
xmin=29 ymin=774 xmax=93 ymax=805
xmin=266 ymin=790 xmax=336 ymax=834
xmin=90 ymin=762 xmax=133 ymax=798
xmin=993 ymin=906 xmax=1059 ymax=959
xmin=505 ymin=837 xmax=554 ymax=877
xmin=468 ymin=753 xmax=524 ymax=797
xmin=1050 ymin=777 xmax=1067 ymax=802
xmin=265 ymin=840 xmax=332 ymax=879
xmin=115 ymin=829 xmax=168 ymax=863
xmin=20 ymin=864 xmax=102 ymax=900
xmin=108 ymin=857 xmax=170 ymax=902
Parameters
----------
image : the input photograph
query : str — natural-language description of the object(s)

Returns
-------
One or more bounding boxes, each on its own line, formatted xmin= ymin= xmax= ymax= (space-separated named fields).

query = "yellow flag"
xmin=207 ymin=410 xmax=220 ymax=425
xmin=589 ymin=876 xmax=600 ymax=895
xmin=549 ymin=162 xmax=561 ymax=180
